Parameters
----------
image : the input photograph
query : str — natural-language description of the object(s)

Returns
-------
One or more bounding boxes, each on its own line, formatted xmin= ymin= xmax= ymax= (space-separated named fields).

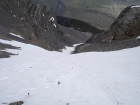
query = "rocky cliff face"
xmin=0 ymin=0 xmax=70 ymax=51
xmin=73 ymin=6 xmax=140 ymax=53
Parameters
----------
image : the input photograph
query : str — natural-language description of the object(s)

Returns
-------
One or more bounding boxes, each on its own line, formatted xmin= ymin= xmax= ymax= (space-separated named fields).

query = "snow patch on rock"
xmin=9 ymin=32 xmax=24 ymax=39
xmin=131 ymin=5 xmax=140 ymax=8
xmin=53 ymin=24 xmax=56 ymax=28
xmin=49 ymin=17 xmax=54 ymax=21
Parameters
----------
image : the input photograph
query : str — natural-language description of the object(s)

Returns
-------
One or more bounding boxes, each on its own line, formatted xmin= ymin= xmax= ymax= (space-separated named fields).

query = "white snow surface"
xmin=0 ymin=39 xmax=140 ymax=105
xmin=131 ymin=5 xmax=140 ymax=8
xmin=9 ymin=33 xmax=24 ymax=39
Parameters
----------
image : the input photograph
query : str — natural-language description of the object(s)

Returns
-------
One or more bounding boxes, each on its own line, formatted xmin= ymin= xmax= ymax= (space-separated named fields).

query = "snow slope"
xmin=0 ymin=39 xmax=140 ymax=105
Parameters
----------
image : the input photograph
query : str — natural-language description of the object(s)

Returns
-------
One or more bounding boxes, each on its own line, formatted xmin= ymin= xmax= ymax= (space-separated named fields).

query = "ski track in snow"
xmin=0 ymin=39 xmax=140 ymax=105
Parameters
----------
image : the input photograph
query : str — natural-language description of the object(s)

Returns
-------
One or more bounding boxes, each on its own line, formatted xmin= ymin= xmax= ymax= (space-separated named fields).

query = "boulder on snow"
xmin=9 ymin=101 xmax=24 ymax=105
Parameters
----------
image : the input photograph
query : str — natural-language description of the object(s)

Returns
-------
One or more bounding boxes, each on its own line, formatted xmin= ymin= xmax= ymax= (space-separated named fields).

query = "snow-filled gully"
xmin=0 ymin=39 xmax=140 ymax=105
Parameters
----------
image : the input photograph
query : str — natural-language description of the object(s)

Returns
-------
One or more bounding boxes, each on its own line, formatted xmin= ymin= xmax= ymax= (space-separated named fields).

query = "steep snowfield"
xmin=0 ymin=39 xmax=140 ymax=105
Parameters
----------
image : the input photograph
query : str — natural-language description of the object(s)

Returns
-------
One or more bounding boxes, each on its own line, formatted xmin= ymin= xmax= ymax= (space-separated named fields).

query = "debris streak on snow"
xmin=9 ymin=33 xmax=24 ymax=39
xmin=0 ymin=39 xmax=140 ymax=105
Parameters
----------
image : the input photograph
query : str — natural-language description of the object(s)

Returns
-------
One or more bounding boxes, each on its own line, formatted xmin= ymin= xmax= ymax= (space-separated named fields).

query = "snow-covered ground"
xmin=0 ymin=39 xmax=140 ymax=105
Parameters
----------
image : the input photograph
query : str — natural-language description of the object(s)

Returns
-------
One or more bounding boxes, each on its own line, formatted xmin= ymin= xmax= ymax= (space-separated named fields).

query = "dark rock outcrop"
xmin=106 ymin=6 xmax=140 ymax=40
xmin=0 ymin=42 xmax=20 ymax=58
xmin=86 ymin=6 xmax=140 ymax=43
xmin=0 ymin=51 xmax=16 ymax=58
xmin=0 ymin=42 xmax=20 ymax=50
xmin=9 ymin=101 xmax=24 ymax=105
xmin=72 ymin=38 xmax=140 ymax=53
xmin=73 ymin=6 xmax=140 ymax=53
